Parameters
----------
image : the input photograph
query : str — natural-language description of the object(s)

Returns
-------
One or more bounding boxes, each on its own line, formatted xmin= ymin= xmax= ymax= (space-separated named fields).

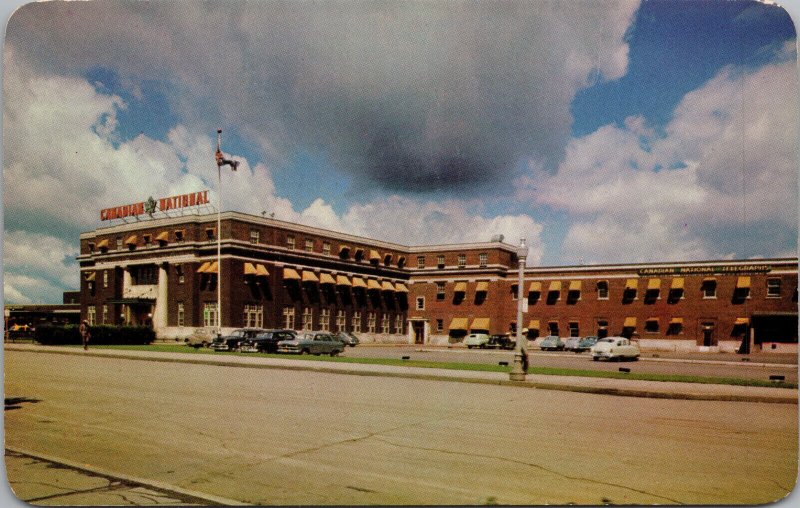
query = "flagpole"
xmin=216 ymin=129 xmax=223 ymax=338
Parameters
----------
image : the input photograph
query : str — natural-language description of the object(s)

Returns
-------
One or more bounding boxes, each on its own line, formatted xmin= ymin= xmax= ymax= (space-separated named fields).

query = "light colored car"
xmin=590 ymin=336 xmax=640 ymax=361
xmin=277 ymin=331 xmax=344 ymax=356
xmin=539 ymin=335 xmax=565 ymax=351
xmin=464 ymin=333 xmax=490 ymax=349
xmin=332 ymin=331 xmax=360 ymax=347
xmin=185 ymin=327 xmax=217 ymax=348
xmin=563 ymin=337 xmax=581 ymax=351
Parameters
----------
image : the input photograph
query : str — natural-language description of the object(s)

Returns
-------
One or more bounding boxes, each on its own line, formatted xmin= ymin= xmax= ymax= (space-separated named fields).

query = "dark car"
xmin=241 ymin=329 xmax=297 ymax=353
xmin=211 ymin=328 xmax=265 ymax=352
xmin=487 ymin=334 xmax=516 ymax=350
xmin=575 ymin=336 xmax=599 ymax=352
xmin=332 ymin=331 xmax=360 ymax=347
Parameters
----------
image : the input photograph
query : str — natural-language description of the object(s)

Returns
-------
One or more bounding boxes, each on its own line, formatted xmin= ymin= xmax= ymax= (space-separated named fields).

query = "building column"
xmin=153 ymin=263 xmax=169 ymax=334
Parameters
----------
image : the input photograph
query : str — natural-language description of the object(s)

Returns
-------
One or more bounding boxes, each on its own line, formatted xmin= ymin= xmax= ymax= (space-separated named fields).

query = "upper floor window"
xmin=103 ymin=270 xmax=108 ymax=288
xmin=323 ymin=242 xmax=331 ymax=256
xmin=597 ymin=281 xmax=609 ymax=300
xmin=701 ymin=279 xmax=717 ymax=299
xmin=415 ymin=296 xmax=425 ymax=310
xmin=767 ymin=278 xmax=781 ymax=297
xmin=417 ymin=256 xmax=425 ymax=269
xmin=176 ymin=264 xmax=185 ymax=284
xmin=143 ymin=234 xmax=152 ymax=246
xmin=116 ymin=237 xmax=123 ymax=250
xmin=479 ymin=253 xmax=488 ymax=268
xmin=132 ymin=265 xmax=158 ymax=285
xmin=458 ymin=254 xmax=466 ymax=268
xmin=437 ymin=255 xmax=445 ymax=269
xmin=205 ymin=228 xmax=215 ymax=241
xmin=436 ymin=282 xmax=446 ymax=300
xmin=174 ymin=230 xmax=184 ymax=242
xmin=250 ymin=229 xmax=260 ymax=244
xmin=305 ymin=239 xmax=314 ymax=252
xmin=286 ymin=234 xmax=295 ymax=250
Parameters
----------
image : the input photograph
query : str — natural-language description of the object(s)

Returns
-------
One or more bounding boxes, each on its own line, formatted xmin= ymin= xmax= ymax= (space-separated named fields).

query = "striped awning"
xmin=351 ymin=277 xmax=367 ymax=288
xmin=528 ymin=319 xmax=540 ymax=330
xmin=84 ymin=272 xmax=96 ymax=281
xmin=367 ymin=279 xmax=382 ymax=290
xmin=155 ymin=231 xmax=169 ymax=242
xmin=625 ymin=279 xmax=638 ymax=290
xmin=475 ymin=281 xmax=489 ymax=292
xmin=369 ymin=250 xmax=381 ymax=262
xmin=124 ymin=235 xmax=137 ymax=245
xmin=471 ymin=318 xmax=490 ymax=330
xmin=96 ymin=239 xmax=109 ymax=249
xmin=336 ymin=275 xmax=352 ymax=286
xmin=283 ymin=268 xmax=301 ymax=280
xmin=454 ymin=282 xmax=467 ymax=293
xmin=197 ymin=261 xmax=211 ymax=273
xmin=381 ymin=281 xmax=395 ymax=291
xmin=395 ymin=282 xmax=409 ymax=293
xmin=623 ymin=317 xmax=637 ymax=327
xmin=647 ymin=279 xmax=661 ymax=290
xmin=528 ymin=281 xmax=542 ymax=292
xmin=568 ymin=280 xmax=582 ymax=291
xmin=256 ymin=264 xmax=269 ymax=276
xmin=736 ymin=276 xmax=751 ymax=289
xmin=449 ymin=317 xmax=470 ymax=331
xmin=204 ymin=261 xmax=219 ymax=274
xmin=320 ymin=273 xmax=336 ymax=285
xmin=244 ymin=262 xmax=257 ymax=275
xmin=671 ymin=278 xmax=685 ymax=290
xmin=302 ymin=271 xmax=319 ymax=283
xmin=548 ymin=281 xmax=562 ymax=292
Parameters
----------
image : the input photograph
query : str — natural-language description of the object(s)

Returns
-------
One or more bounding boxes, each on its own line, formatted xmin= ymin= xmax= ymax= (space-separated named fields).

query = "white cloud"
xmin=3 ymin=230 xmax=80 ymax=304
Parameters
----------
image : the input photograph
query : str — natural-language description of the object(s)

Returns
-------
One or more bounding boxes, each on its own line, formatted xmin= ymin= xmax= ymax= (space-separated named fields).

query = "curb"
xmin=7 ymin=346 xmax=797 ymax=404
xmin=5 ymin=446 xmax=249 ymax=506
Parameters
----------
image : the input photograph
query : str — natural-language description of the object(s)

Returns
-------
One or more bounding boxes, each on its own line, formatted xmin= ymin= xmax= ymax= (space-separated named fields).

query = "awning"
xmin=205 ymin=261 xmax=218 ymax=274
xmin=339 ymin=245 xmax=350 ymax=256
xmin=568 ymin=280 xmax=582 ymax=292
xmin=736 ymin=276 xmax=751 ymax=289
xmin=255 ymin=264 xmax=269 ymax=277
xmin=84 ymin=272 xmax=96 ymax=281
xmin=196 ymin=261 xmax=211 ymax=273
xmin=334 ymin=275 xmax=351 ymax=286
xmin=320 ymin=273 xmax=336 ymax=285
xmin=352 ymin=277 xmax=367 ymax=288
xmin=369 ymin=250 xmax=381 ymax=262
xmin=283 ymin=268 xmax=301 ymax=281
xmin=646 ymin=317 xmax=659 ymax=323
xmin=471 ymin=318 xmax=490 ymax=330
xmin=302 ymin=271 xmax=319 ymax=283
xmin=702 ymin=277 xmax=716 ymax=284
xmin=623 ymin=317 xmax=637 ymax=327
xmin=528 ymin=319 xmax=540 ymax=330
xmin=367 ymin=279 xmax=382 ymax=290
xmin=96 ymin=239 xmax=109 ymax=249
xmin=449 ymin=317 xmax=470 ymax=331
xmin=395 ymin=282 xmax=409 ymax=293
xmin=155 ymin=231 xmax=169 ymax=242
xmin=475 ymin=281 xmax=489 ymax=292
xmin=548 ymin=281 xmax=562 ymax=292
xmin=454 ymin=282 xmax=467 ymax=293
xmin=734 ymin=317 xmax=750 ymax=325
xmin=625 ymin=279 xmax=638 ymax=290
xmin=671 ymin=278 xmax=685 ymax=290
xmin=528 ymin=281 xmax=542 ymax=292
xmin=244 ymin=262 xmax=257 ymax=275
xmin=670 ymin=317 xmax=684 ymax=325
xmin=647 ymin=279 xmax=661 ymax=290
xmin=124 ymin=235 xmax=137 ymax=246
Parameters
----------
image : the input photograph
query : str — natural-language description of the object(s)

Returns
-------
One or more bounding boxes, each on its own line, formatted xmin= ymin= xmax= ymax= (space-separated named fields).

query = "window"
xmin=143 ymin=234 xmax=152 ymax=246
xmin=568 ymin=321 xmax=579 ymax=337
xmin=244 ymin=304 xmax=264 ymax=328
xmin=205 ymin=228 xmax=215 ymax=241
xmin=381 ymin=314 xmax=390 ymax=333
xmin=323 ymin=242 xmax=331 ymax=256
xmin=87 ymin=306 xmax=96 ymax=325
xmin=367 ymin=312 xmax=377 ymax=333
xmin=320 ymin=308 xmax=330 ymax=331
xmin=177 ymin=302 xmax=185 ymax=327
xmin=415 ymin=296 xmax=425 ymax=310
xmin=287 ymin=234 xmax=295 ymax=250
xmin=116 ymin=237 xmax=123 ymax=250
xmin=103 ymin=270 xmax=108 ymax=288
xmin=283 ymin=306 xmax=296 ymax=329
xmin=174 ymin=230 xmax=184 ymax=242
xmin=597 ymin=281 xmax=609 ymax=300
xmin=458 ymin=253 xmax=466 ymax=268
xmin=417 ymin=256 xmax=425 ymax=269
xmin=89 ymin=242 xmax=95 ymax=254
xmin=645 ymin=319 xmax=659 ymax=333
xmin=702 ymin=279 xmax=717 ymax=299
xmin=767 ymin=278 xmax=782 ymax=297
xmin=203 ymin=303 xmax=218 ymax=327
xmin=437 ymin=255 xmax=445 ymax=269
xmin=336 ymin=310 xmax=346 ymax=332
xmin=597 ymin=319 xmax=609 ymax=338
xmin=305 ymin=239 xmax=314 ymax=252
xmin=102 ymin=305 xmax=108 ymax=325
xmin=510 ymin=284 xmax=518 ymax=300
xmin=394 ymin=315 xmax=404 ymax=334
xmin=302 ymin=307 xmax=313 ymax=331
xmin=250 ymin=229 xmax=260 ymax=244
xmin=479 ymin=253 xmax=488 ymax=268
xmin=352 ymin=311 xmax=362 ymax=332
xmin=133 ymin=265 xmax=158 ymax=285
xmin=436 ymin=282 xmax=446 ymax=300
xmin=176 ymin=265 xmax=185 ymax=284
xmin=436 ymin=319 xmax=443 ymax=332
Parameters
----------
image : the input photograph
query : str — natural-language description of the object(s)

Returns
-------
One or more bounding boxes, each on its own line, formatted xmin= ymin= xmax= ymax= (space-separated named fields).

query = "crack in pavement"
xmin=370 ymin=436 xmax=685 ymax=505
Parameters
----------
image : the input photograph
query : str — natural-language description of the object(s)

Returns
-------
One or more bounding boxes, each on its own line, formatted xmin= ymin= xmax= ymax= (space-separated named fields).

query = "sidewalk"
xmin=5 ymin=344 xmax=797 ymax=404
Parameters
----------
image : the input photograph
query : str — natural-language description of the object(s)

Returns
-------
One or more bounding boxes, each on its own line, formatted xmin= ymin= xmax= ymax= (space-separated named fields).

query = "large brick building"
xmin=78 ymin=205 xmax=798 ymax=353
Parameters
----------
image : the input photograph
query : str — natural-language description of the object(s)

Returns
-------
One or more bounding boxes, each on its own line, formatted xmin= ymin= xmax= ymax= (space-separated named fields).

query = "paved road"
xmin=5 ymin=350 xmax=797 ymax=505
xmin=344 ymin=345 xmax=799 ymax=383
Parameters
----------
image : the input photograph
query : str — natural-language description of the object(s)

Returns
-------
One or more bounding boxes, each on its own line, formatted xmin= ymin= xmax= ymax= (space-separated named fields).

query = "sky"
xmin=2 ymin=0 xmax=798 ymax=304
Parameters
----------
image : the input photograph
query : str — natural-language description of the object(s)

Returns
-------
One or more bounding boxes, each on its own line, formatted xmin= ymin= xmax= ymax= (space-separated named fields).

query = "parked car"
xmin=211 ymin=328 xmax=265 ymax=352
xmin=563 ymin=337 xmax=581 ymax=351
xmin=590 ymin=336 xmax=640 ymax=361
xmin=240 ymin=329 xmax=297 ymax=353
xmin=185 ymin=327 xmax=217 ymax=348
xmin=487 ymin=334 xmax=516 ymax=350
xmin=277 ymin=331 xmax=345 ymax=356
xmin=575 ymin=336 xmax=599 ymax=352
xmin=464 ymin=333 xmax=491 ymax=349
xmin=332 ymin=331 xmax=360 ymax=347
xmin=539 ymin=335 xmax=565 ymax=351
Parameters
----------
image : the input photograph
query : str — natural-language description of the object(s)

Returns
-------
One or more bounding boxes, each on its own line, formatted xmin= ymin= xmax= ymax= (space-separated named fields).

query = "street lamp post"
xmin=509 ymin=238 xmax=529 ymax=381
xmin=216 ymin=129 xmax=223 ymax=339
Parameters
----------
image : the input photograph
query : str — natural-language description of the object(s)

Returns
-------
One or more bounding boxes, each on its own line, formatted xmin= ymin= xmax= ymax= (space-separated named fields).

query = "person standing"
xmin=79 ymin=320 xmax=90 ymax=350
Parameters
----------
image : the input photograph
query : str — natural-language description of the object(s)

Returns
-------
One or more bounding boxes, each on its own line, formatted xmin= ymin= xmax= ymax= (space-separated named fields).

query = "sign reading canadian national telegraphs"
xmin=637 ymin=264 xmax=772 ymax=276
xmin=100 ymin=190 xmax=210 ymax=221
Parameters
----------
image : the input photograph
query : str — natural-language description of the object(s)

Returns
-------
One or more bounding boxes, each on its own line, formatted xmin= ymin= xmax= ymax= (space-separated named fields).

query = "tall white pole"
xmin=510 ymin=238 xmax=528 ymax=381
xmin=216 ymin=129 xmax=223 ymax=337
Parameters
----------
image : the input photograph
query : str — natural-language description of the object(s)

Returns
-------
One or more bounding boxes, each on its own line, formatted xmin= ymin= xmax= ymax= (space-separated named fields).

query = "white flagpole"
xmin=216 ymin=129 xmax=223 ymax=337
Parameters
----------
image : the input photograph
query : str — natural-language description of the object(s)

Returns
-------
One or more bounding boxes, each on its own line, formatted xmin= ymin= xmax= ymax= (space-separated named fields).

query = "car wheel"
xmin=330 ymin=350 xmax=340 ymax=357
xmin=467 ymin=345 xmax=473 ymax=349
xmin=301 ymin=348 xmax=310 ymax=355
xmin=592 ymin=356 xmax=599 ymax=361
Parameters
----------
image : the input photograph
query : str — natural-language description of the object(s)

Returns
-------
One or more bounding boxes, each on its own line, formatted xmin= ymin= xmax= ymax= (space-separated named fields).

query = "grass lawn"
xmin=78 ymin=344 xmax=798 ymax=389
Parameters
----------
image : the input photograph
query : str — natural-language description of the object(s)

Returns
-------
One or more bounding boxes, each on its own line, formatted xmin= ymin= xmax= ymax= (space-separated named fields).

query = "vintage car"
xmin=210 ymin=328 xmax=265 ymax=352
xmin=185 ymin=327 xmax=217 ymax=348
xmin=277 ymin=331 xmax=345 ymax=356
xmin=331 ymin=331 xmax=360 ymax=347
xmin=575 ymin=336 xmax=599 ymax=352
xmin=590 ymin=336 xmax=640 ymax=361
xmin=240 ymin=329 xmax=297 ymax=353
xmin=464 ymin=333 xmax=490 ymax=349
xmin=539 ymin=335 xmax=565 ymax=351
xmin=487 ymin=334 xmax=516 ymax=350
xmin=563 ymin=337 xmax=581 ymax=351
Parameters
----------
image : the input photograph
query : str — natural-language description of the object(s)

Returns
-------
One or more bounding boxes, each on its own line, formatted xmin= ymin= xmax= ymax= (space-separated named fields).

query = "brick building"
xmin=78 ymin=208 xmax=798 ymax=352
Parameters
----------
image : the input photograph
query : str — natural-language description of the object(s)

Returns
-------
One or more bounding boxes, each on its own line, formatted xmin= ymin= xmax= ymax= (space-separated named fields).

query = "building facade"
xmin=78 ymin=209 xmax=798 ymax=352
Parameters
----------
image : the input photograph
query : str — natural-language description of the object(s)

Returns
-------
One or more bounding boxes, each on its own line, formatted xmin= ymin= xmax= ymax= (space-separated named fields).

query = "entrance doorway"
xmin=411 ymin=320 xmax=426 ymax=344
xmin=700 ymin=321 xmax=716 ymax=346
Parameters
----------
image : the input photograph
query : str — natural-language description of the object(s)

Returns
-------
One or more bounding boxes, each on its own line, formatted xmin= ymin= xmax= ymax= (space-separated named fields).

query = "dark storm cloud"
xmin=6 ymin=0 xmax=638 ymax=193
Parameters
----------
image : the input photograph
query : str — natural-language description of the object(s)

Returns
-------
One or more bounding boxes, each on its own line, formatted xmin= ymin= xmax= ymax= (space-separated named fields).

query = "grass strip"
xmin=80 ymin=344 xmax=797 ymax=389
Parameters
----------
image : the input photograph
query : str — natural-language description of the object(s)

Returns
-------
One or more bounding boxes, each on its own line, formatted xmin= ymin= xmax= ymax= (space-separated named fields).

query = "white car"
xmin=464 ymin=333 xmax=490 ymax=349
xmin=590 ymin=336 xmax=640 ymax=361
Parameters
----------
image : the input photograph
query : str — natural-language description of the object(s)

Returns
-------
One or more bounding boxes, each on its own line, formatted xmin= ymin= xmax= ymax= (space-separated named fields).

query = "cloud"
xmin=3 ymin=230 xmax=80 ymax=304
xmin=523 ymin=56 xmax=798 ymax=263
xmin=6 ymin=0 xmax=640 ymax=195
